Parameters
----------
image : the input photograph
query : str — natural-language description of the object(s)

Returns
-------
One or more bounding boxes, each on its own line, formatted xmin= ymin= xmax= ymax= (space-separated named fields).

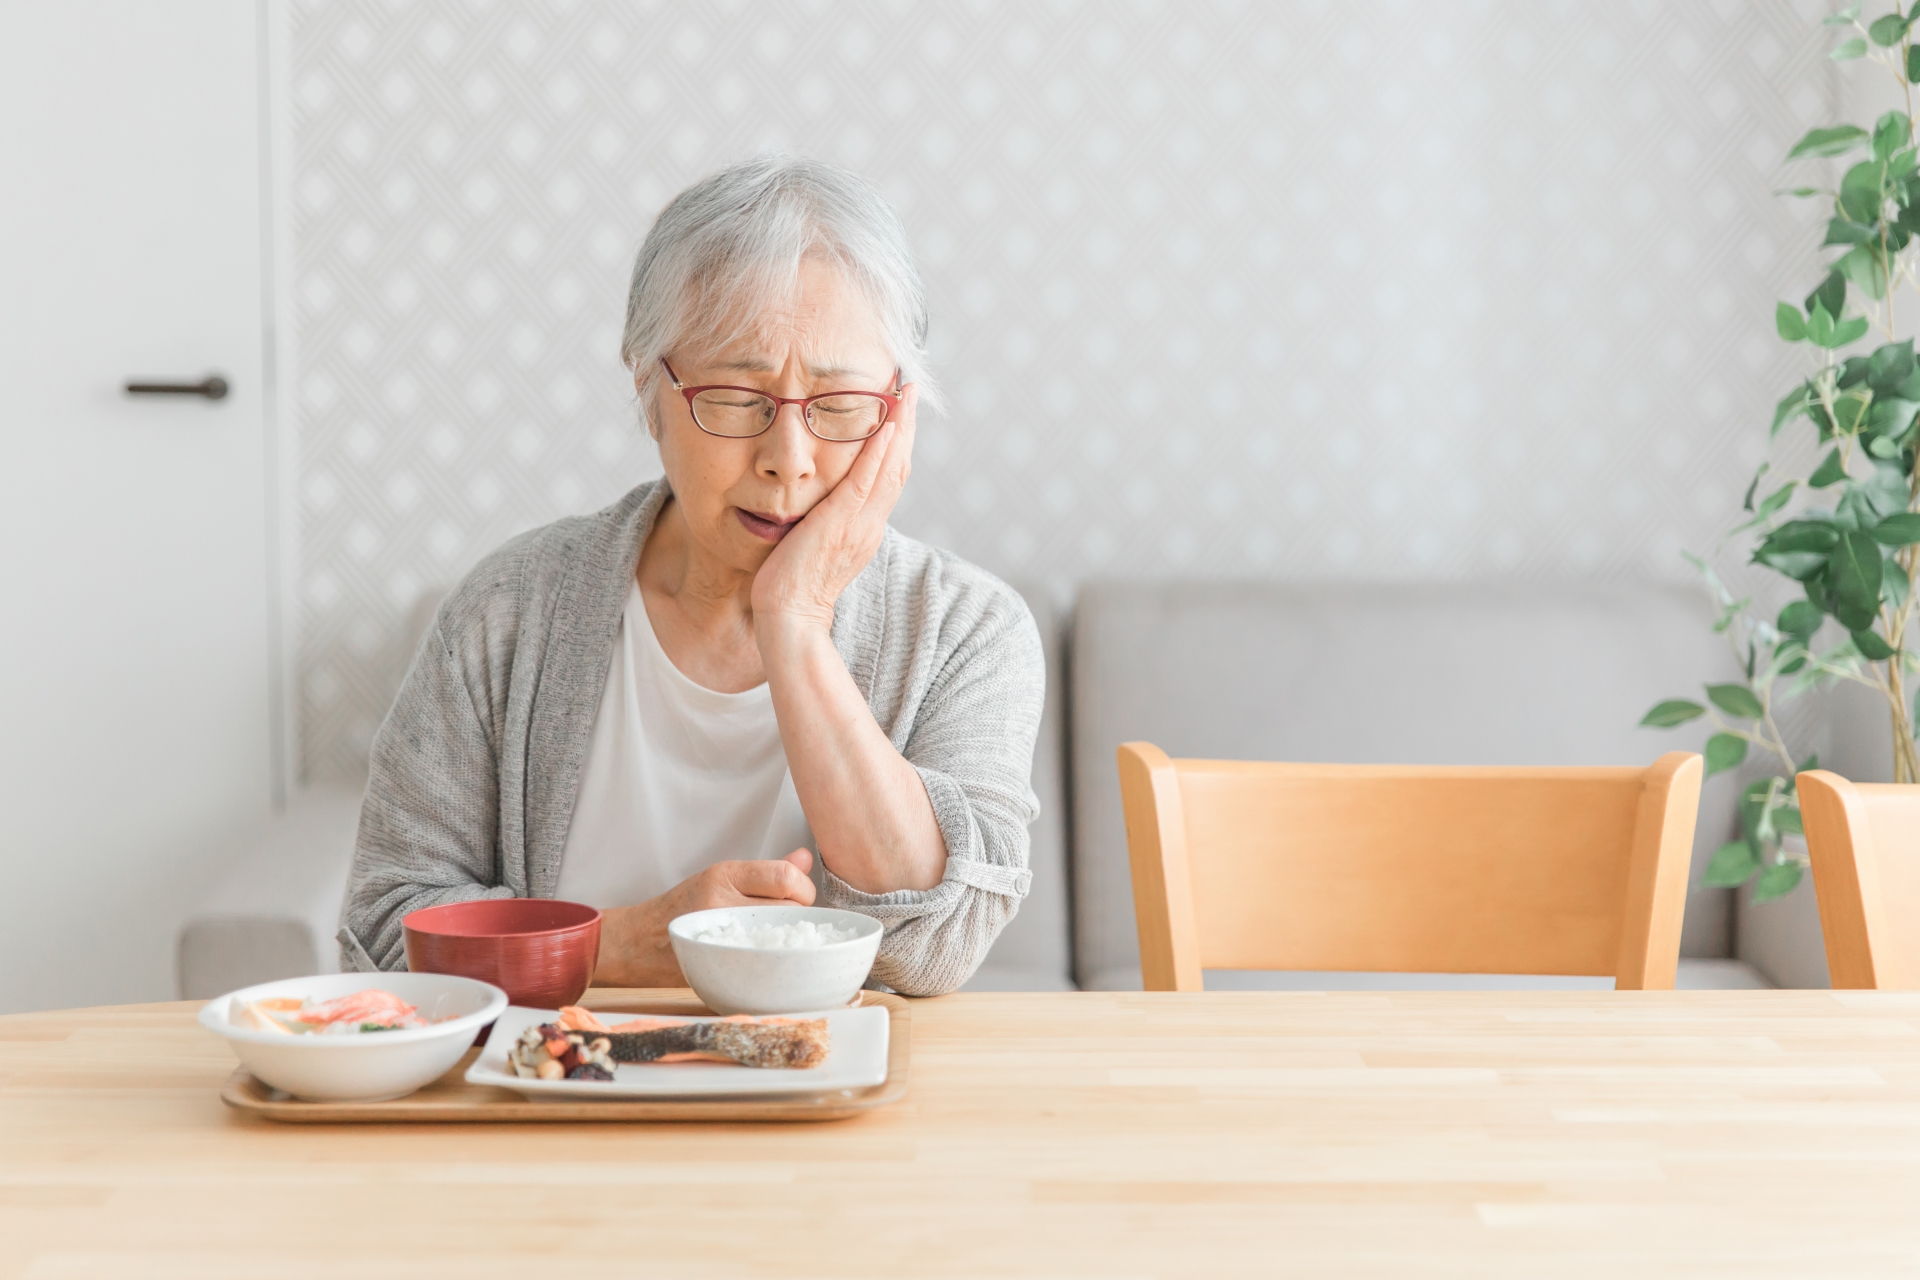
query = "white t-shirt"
xmin=555 ymin=581 xmax=814 ymax=908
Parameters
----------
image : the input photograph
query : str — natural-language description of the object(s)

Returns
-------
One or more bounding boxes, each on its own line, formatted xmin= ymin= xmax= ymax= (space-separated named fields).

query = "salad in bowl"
xmin=199 ymin=972 xmax=507 ymax=1102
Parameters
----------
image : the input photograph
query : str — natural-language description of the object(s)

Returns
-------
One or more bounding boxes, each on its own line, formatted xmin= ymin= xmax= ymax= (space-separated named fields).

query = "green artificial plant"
xmin=1644 ymin=4 xmax=1920 ymax=901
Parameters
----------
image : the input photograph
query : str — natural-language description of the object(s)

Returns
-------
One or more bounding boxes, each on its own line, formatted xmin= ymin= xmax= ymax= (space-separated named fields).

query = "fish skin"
xmin=604 ymin=1019 xmax=829 ymax=1069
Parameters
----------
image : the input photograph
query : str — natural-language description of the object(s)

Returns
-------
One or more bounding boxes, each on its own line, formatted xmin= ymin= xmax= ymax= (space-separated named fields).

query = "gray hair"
xmin=620 ymin=154 xmax=940 ymax=429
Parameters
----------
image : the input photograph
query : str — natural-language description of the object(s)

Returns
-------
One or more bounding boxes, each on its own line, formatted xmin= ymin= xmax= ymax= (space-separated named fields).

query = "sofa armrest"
xmin=176 ymin=783 xmax=364 ymax=998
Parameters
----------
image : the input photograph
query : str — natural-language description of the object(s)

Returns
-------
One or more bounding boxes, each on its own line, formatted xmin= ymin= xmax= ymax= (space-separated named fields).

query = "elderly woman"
xmin=338 ymin=156 xmax=1043 ymax=997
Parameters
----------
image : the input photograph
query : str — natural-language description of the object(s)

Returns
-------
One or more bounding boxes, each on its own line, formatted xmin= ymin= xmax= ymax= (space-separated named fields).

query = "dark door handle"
xmin=125 ymin=375 xmax=229 ymax=400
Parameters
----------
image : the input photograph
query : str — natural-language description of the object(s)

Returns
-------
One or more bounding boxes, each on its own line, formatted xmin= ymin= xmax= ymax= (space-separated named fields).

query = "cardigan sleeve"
xmin=337 ymin=617 xmax=518 ymax=971
xmin=816 ymin=584 xmax=1045 ymax=996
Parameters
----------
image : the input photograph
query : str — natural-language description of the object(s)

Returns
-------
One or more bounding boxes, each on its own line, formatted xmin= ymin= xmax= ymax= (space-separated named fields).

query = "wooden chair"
xmin=1117 ymin=744 xmax=1704 ymax=991
xmin=1797 ymin=769 xmax=1920 ymax=989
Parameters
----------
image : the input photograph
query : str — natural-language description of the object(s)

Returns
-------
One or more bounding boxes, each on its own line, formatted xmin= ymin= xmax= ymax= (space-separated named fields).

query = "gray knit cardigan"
xmin=338 ymin=479 xmax=1044 ymax=996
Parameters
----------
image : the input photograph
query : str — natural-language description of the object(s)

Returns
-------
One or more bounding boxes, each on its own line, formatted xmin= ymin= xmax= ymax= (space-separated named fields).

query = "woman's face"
xmin=648 ymin=257 xmax=898 ymax=577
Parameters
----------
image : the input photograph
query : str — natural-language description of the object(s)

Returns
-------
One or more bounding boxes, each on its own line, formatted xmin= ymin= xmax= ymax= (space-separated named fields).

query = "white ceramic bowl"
xmin=197 ymin=972 xmax=508 ymax=1102
xmin=669 ymin=905 xmax=882 ymax=1015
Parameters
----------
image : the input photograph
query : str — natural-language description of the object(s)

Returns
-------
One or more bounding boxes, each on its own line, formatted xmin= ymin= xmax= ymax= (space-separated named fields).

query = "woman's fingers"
xmin=722 ymin=857 xmax=816 ymax=905
xmin=880 ymin=392 xmax=916 ymax=494
xmin=837 ymin=420 xmax=896 ymax=510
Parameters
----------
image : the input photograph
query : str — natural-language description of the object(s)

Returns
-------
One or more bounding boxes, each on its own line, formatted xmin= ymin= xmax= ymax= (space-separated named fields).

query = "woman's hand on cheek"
xmin=591 ymin=851 xmax=818 ymax=987
xmin=750 ymin=387 xmax=916 ymax=635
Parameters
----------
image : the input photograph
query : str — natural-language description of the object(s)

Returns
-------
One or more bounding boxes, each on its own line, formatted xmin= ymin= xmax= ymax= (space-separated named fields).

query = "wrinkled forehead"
xmin=675 ymin=253 xmax=893 ymax=375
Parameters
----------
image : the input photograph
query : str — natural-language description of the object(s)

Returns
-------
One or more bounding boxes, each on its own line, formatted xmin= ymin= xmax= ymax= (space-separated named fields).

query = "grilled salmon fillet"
xmin=557 ymin=1006 xmax=830 ymax=1069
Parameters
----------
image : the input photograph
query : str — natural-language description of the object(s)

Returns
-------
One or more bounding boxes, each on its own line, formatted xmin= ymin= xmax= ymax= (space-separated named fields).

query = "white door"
xmin=0 ymin=0 xmax=275 ymax=1013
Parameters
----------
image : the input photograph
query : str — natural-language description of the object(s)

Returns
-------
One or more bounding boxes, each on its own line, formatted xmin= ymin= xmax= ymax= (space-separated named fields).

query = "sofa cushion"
xmin=1070 ymin=581 xmax=1744 ymax=991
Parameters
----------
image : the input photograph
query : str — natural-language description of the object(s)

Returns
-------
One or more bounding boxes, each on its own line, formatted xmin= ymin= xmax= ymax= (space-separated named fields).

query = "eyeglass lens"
xmin=690 ymin=390 xmax=887 ymax=441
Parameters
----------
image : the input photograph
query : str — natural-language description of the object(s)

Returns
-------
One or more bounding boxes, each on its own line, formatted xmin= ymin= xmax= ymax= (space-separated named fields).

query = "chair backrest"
xmin=1798 ymin=769 xmax=1920 ymax=989
xmin=1118 ymin=744 xmax=1703 ymax=991
xmin=1071 ymin=581 xmax=1742 ymax=991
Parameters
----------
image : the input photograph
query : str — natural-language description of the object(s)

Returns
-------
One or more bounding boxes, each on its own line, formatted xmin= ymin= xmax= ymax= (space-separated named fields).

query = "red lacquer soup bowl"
xmin=403 ymin=898 xmax=601 ymax=1009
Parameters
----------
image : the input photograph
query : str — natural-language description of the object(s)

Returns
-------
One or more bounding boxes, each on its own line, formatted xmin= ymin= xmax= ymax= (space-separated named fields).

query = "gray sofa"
xmin=178 ymin=579 xmax=1778 ymax=998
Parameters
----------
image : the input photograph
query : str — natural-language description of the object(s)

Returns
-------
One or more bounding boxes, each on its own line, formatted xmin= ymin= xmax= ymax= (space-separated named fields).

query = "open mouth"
xmin=734 ymin=508 xmax=801 ymax=542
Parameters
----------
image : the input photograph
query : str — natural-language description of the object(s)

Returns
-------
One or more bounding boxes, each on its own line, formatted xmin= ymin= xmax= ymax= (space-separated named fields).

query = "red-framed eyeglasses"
xmin=661 ymin=359 xmax=901 ymax=442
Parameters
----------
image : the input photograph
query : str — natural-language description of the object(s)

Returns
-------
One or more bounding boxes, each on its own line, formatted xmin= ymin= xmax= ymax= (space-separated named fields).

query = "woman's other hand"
xmin=592 ymin=849 xmax=816 ymax=987
xmin=749 ymin=387 xmax=916 ymax=633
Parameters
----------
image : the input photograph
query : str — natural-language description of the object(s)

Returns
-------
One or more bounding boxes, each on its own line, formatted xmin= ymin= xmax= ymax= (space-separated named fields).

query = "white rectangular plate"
xmin=466 ymin=1005 xmax=890 ymax=1100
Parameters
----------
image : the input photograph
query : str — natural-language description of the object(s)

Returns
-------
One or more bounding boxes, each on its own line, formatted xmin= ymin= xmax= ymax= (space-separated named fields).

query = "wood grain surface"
xmin=3 ymin=989 xmax=1918 ymax=1278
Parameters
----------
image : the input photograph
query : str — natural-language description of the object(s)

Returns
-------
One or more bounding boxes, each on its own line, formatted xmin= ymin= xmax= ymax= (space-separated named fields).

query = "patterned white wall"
xmin=290 ymin=0 xmax=1833 ymax=781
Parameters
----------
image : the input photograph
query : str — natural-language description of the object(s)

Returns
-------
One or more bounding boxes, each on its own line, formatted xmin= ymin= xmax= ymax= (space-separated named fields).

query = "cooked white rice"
xmin=692 ymin=918 xmax=861 ymax=949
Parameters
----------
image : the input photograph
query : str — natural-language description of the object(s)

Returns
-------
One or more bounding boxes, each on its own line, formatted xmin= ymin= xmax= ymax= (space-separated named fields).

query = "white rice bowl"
xmin=669 ymin=905 xmax=882 ymax=1015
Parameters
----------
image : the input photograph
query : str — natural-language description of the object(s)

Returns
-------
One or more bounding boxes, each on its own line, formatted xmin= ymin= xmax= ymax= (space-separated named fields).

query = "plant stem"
xmin=1891 ymin=467 xmax=1920 ymax=784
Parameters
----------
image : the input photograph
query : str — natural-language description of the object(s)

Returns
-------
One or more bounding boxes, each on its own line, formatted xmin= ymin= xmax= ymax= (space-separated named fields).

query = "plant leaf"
xmin=1641 ymin=699 xmax=1707 ymax=728
xmin=1887 ymin=556 xmax=1912 ymax=611
xmin=1808 ymin=272 xmax=1848 ymax=321
xmin=1867 ymin=460 xmax=1912 ymax=516
xmin=1834 ymin=386 xmax=1876 ymax=436
xmin=1704 ymin=839 xmax=1761 ymax=888
xmin=1872 ymin=511 xmax=1920 ymax=543
xmin=1853 ymin=627 xmax=1897 ymax=659
xmin=1760 ymin=519 xmax=1841 ymax=554
xmin=1824 ymin=314 xmax=1872 ymax=349
xmin=1808 ymin=298 xmax=1838 ymax=346
xmin=1870 ymin=13 xmax=1910 ymax=46
xmin=1774 ymin=385 xmax=1815 ymax=438
xmin=1838 ymin=243 xmax=1890 ymax=300
xmin=1775 ymin=805 xmax=1806 ymax=837
xmin=1756 ymin=549 xmax=1834 ymax=580
xmin=1752 ymin=861 xmax=1805 ymax=902
xmin=1706 ymin=683 xmax=1766 ymax=719
xmin=1834 ymin=36 xmax=1870 ymax=60
xmin=1832 ymin=529 xmax=1887 ymax=625
xmin=1841 ymin=159 xmax=1887 ymax=223
xmin=1810 ymin=447 xmax=1850 ymax=487
xmin=1824 ymin=4 xmax=1861 ymax=24
xmin=1867 ymin=399 xmax=1920 ymax=440
xmin=1909 ymin=42 xmax=1920 ymax=79
xmin=1789 ymin=123 xmax=1866 ymax=158
xmin=1777 ymin=301 xmax=1809 ymax=341
xmin=1756 ymin=481 xmax=1797 ymax=523
xmin=1824 ymin=215 xmax=1879 ymax=245
xmin=1705 ymin=733 xmax=1749 ymax=777
xmin=1779 ymin=599 xmax=1826 ymax=636
xmin=1868 ymin=339 xmax=1917 ymax=390
xmin=1876 ymin=112 xmax=1912 ymax=169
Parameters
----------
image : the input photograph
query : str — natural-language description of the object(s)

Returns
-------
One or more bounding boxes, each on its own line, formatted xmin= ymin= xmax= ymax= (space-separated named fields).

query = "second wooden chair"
xmin=1797 ymin=769 xmax=1920 ymax=989
xmin=1117 ymin=744 xmax=1704 ymax=991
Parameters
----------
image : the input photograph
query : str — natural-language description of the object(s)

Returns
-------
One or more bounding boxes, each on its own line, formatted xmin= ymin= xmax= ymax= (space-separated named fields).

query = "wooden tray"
xmin=220 ymin=990 xmax=910 ymax=1124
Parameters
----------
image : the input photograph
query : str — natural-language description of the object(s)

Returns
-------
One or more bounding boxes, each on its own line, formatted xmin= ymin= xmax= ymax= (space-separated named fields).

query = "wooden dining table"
xmin=2 ymin=987 xmax=1917 ymax=1278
